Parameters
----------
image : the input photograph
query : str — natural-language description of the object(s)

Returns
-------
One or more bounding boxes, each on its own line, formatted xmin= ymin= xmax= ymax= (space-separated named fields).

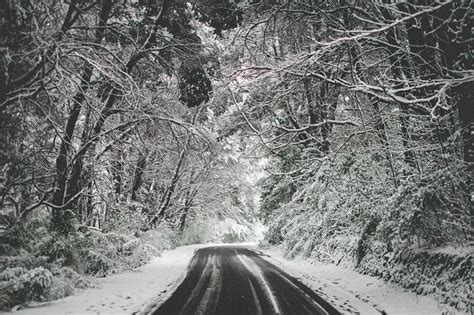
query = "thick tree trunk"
xmin=51 ymin=0 xmax=113 ymax=234
xmin=111 ymin=150 xmax=124 ymax=197
xmin=130 ymin=150 xmax=148 ymax=201
xmin=51 ymin=64 xmax=93 ymax=205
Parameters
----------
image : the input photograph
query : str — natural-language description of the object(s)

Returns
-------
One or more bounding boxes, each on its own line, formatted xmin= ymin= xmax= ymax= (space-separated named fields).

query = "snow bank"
xmin=356 ymin=243 xmax=472 ymax=313
xmin=258 ymin=245 xmax=462 ymax=315
xmin=12 ymin=244 xmax=205 ymax=315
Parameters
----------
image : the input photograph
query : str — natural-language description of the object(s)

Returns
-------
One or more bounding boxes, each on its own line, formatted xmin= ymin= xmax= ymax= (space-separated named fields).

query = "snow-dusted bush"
xmin=3 ymin=253 xmax=48 ymax=270
xmin=118 ymin=225 xmax=177 ymax=270
xmin=40 ymin=235 xmax=80 ymax=267
xmin=0 ymin=216 xmax=179 ymax=311
xmin=0 ymin=219 xmax=87 ymax=309
xmin=0 ymin=264 xmax=90 ymax=310
xmin=75 ymin=230 xmax=119 ymax=276
xmin=262 ymin=153 xmax=471 ymax=259
xmin=0 ymin=267 xmax=53 ymax=304
xmin=378 ymin=164 xmax=471 ymax=248
xmin=72 ymin=224 xmax=177 ymax=275
xmin=49 ymin=266 xmax=89 ymax=298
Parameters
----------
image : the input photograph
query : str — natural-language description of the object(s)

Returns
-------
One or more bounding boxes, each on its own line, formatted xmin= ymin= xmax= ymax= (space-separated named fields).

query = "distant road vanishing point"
xmin=153 ymin=246 xmax=340 ymax=315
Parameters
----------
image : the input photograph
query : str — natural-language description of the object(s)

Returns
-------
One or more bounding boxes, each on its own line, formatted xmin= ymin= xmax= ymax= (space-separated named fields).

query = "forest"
xmin=0 ymin=0 xmax=472 ymax=312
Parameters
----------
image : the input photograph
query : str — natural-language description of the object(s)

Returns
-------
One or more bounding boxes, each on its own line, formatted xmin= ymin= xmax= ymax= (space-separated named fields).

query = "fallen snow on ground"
xmin=258 ymin=246 xmax=461 ymax=315
xmin=13 ymin=244 xmax=207 ymax=315
xmin=10 ymin=243 xmax=461 ymax=315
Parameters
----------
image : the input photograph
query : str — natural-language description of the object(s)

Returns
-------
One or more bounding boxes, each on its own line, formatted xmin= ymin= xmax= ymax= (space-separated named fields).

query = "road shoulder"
xmin=256 ymin=245 xmax=459 ymax=315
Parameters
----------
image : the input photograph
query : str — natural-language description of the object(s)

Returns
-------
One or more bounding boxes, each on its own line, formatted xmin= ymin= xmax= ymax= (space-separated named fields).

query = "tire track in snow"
xmin=152 ymin=246 xmax=340 ymax=315
xmin=234 ymin=249 xmax=281 ymax=314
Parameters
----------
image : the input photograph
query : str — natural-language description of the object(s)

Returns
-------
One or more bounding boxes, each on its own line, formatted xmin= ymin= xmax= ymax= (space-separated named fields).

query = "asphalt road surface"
xmin=153 ymin=246 xmax=340 ymax=315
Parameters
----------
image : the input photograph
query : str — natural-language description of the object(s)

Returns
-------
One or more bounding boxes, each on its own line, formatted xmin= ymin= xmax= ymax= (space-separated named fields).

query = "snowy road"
xmin=153 ymin=246 xmax=340 ymax=315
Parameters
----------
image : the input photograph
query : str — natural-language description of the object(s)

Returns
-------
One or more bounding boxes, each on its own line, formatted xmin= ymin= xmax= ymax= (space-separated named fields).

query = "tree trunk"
xmin=130 ymin=150 xmax=148 ymax=201
xmin=381 ymin=7 xmax=420 ymax=171
xmin=303 ymin=77 xmax=338 ymax=156
xmin=51 ymin=0 xmax=113 ymax=234
xmin=179 ymin=190 xmax=193 ymax=232
xmin=457 ymin=86 xmax=474 ymax=163
xmin=54 ymin=0 xmax=172 ymax=234
xmin=111 ymin=150 xmax=124 ymax=197
xmin=151 ymin=144 xmax=188 ymax=226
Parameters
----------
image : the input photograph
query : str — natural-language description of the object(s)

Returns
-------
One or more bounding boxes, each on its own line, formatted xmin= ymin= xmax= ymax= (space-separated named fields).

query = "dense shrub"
xmin=263 ymin=155 xmax=471 ymax=257
xmin=0 ymin=264 xmax=91 ymax=310
xmin=0 ymin=218 xmax=178 ymax=310
xmin=0 ymin=267 xmax=53 ymax=306
xmin=378 ymin=165 xmax=471 ymax=248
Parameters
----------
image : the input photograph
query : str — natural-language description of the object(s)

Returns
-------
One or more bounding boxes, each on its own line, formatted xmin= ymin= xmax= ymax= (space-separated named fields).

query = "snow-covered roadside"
xmin=9 ymin=242 xmax=462 ymax=315
xmin=257 ymin=246 xmax=461 ymax=315
xmin=11 ymin=244 xmax=207 ymax=315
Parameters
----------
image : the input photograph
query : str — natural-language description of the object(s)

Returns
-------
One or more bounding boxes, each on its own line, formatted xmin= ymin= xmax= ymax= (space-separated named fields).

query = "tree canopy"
xmin=0 ymin=0 xmax=472 ymax=311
